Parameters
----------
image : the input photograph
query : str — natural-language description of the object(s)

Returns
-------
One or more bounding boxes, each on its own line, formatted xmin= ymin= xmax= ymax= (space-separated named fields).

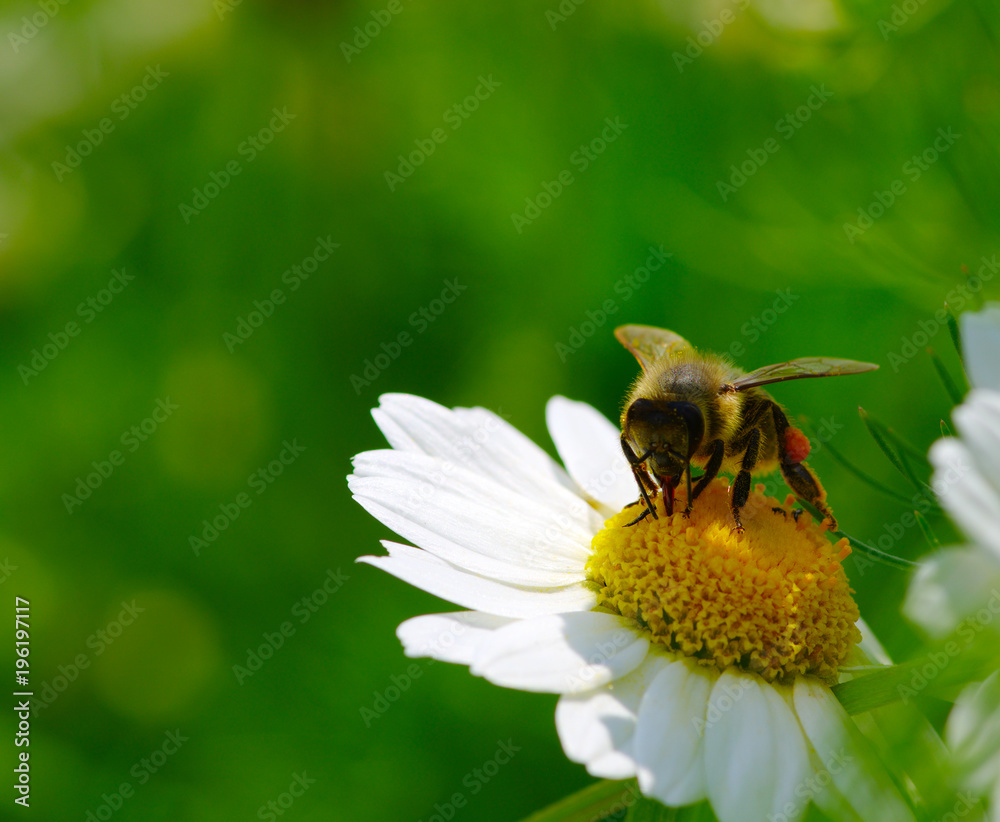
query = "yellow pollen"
xmin=587 ymin=478 xmax=861 ymax=684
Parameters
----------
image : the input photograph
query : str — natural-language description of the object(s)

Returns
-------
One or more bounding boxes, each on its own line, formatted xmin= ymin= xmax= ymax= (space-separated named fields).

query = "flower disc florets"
xmin=587 ymin=479 xmax=861 ymax=683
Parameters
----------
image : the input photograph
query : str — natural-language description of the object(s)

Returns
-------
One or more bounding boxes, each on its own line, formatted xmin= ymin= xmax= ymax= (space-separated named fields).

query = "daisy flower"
xmin=902 ymin=304 xmax=1000 ymax=816
xmin=943 ymin=670 xmax=1000 ymax=819
xmin=351 ymin=392 xmax=914 ymax=822
xmin=904 ymin=304 xmax=1000 ymax=638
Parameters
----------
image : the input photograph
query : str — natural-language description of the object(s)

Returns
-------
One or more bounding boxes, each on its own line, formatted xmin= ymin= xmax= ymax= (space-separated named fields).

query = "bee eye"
xmin=666 ymin=401 xmax=704 ymax=457
xmin=625 ymin=399 xmax=704 ymax=459
xmin=624 ymin=398 xmax=672 ymax=427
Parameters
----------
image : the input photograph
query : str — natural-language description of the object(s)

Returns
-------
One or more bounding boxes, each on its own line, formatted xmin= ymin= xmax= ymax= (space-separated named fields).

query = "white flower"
xmin=903 ymin=304 xmax=1000 ymax=817
xmin=351 ymin=393 xmax=914 ymax=822
xmin=946 ymin=670 xmax=1000 ymax=813
xmin=904 ymin=304 xmax=1000 ymax=638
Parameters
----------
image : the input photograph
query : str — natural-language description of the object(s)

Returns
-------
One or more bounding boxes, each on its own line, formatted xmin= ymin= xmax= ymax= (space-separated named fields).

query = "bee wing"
xmin=726 ymin=358 xmax=879 ymax=392
xmin=614 ymin=325 xmax=693 ymax=372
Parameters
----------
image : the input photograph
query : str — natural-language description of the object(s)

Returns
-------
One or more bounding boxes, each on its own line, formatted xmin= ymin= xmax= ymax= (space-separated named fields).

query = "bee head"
xmin=624 ymin=398 xmax=705 ymax=478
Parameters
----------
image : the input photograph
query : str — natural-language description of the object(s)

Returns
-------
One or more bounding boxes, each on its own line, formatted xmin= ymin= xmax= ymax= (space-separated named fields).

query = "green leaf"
xmin=626 ymin=798 xmax=678 ymax=821
xmin=834 ymin=626 xmax=1000 ymax=714
xmin=833 ymin=663 xmax=915 ymax=715
xmin=927 ymin=347 xmax=965 ymax=405
xmin=520 ymin=780 xmax=639 ymax=822
xmin=626 ymin=800 xmax=717 ymax=822
xmin=940 ymin=418 xmax=953 ymax=438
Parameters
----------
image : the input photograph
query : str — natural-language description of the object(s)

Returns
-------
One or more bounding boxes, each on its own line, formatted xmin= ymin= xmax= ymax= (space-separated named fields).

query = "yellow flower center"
xmin=587 ymin=478 xmax=861 ymax=684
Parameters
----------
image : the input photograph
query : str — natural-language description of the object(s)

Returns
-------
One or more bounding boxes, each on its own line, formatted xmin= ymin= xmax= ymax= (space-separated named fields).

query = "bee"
xmin=615 ymin=324 xmax=878 ymax=532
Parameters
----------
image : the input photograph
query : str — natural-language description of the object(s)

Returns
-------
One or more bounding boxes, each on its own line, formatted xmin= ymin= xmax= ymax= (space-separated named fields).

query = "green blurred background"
xmin=0 ymin=0 xmax=997 ymax=818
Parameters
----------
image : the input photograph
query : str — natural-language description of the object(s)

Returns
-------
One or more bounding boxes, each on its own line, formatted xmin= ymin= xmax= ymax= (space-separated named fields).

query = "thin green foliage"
xmin=914 ymin=510 xmax=940 ymax=549
xmin=803 ymin=421 xmax=913 ymax=506
xmin=928 ymin=347 xmax=965 ymax=406
xmin=882 ymin=422 xmax=930 ymax=465
xmin=859 ymin=409 xmax=935 ymax=503
xmin=837 ymin=529 xmax=918 ymax=571
xmin=945 ymin=306 xmax=963 ymax=362
xmin=795 ymin=498 xmax=918 ymax=569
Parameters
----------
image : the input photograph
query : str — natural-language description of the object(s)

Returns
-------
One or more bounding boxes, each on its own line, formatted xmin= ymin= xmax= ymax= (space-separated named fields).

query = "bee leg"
xmin=730 ymin=427 xmax=761 ymax=533
xmin=780 ymin=462 xmax=837 ymax=531
xmin=770 ymin=405 xmax=838 ymax=530
xmin=689 ymin=438 xmax=725 ymax=508
xmin=624 ymin=507 xmax=651 ymax=527
xmin=621 ymin=436 xmax=659 ymax=523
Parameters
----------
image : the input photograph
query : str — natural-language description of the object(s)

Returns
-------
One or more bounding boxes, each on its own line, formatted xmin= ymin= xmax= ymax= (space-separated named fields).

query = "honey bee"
xmin=616 ymin=324 xmax=878 ymax=531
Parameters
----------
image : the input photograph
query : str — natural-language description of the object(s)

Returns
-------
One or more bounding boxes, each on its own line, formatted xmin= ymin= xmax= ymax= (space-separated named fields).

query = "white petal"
xmin=452 ymin=404 xmax=582 ymax=496
xmin=704 ymin=673 xmax=811 ymax=822
xmin=904 ymin=547 xmax=1000 ymax=638
xmin=947 ymin=671 xmax=1000 ymax=794
xmin=350 ymin=450 xmax=595 ymax=572
xmin=396 ymin=611 xmax=514 ymax=665
xmin=351 ymin=484 xmax=587 ymax=588
xmin=703 ymin=674 xmax=774 ymax=822
xmin=794 ymin=678 xmax=915 ymax=822
xmin=991 ymin=782 xmax=1000 ymax=822
xmin=470 ymin=611 xmax=649 ymax=694
xmin=372 ymin=393 xmax=584 ymax=503
xmin=762 ymin=685 xmax=812 ymax=822
xmin=555 ymin=655 xmax=671 ymax=780
xmin=930 ymin=437 xmax=1000 ymax=561
xmin=546 ymin=396 xmax=637 ymax=513
xmin=358 ymin=542 xmax=596 ymax=618
xmin=361 ymin=499 xmax=586 ymax=587
xmin=855 ymin=617 xmax=892 ymax=665
xmin=947 ymin=670 xmax=1000 ymax=754
xmin=633 ymin=658 xmax=712 ymax=807
xmin=656 ymin=747 xmax=707 ymax=808
xmin=555 ymin=690 xmax=638 ymax=779
xmin=370 ymin=404 xmax=421 ymax=452
xmin=963 ymin=304 xmax=1000 ymax=392
xmin=953 ymin=389 xmax=1000 ymax=496
xmin=803 ymin=765 xmax=863 ymax=822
